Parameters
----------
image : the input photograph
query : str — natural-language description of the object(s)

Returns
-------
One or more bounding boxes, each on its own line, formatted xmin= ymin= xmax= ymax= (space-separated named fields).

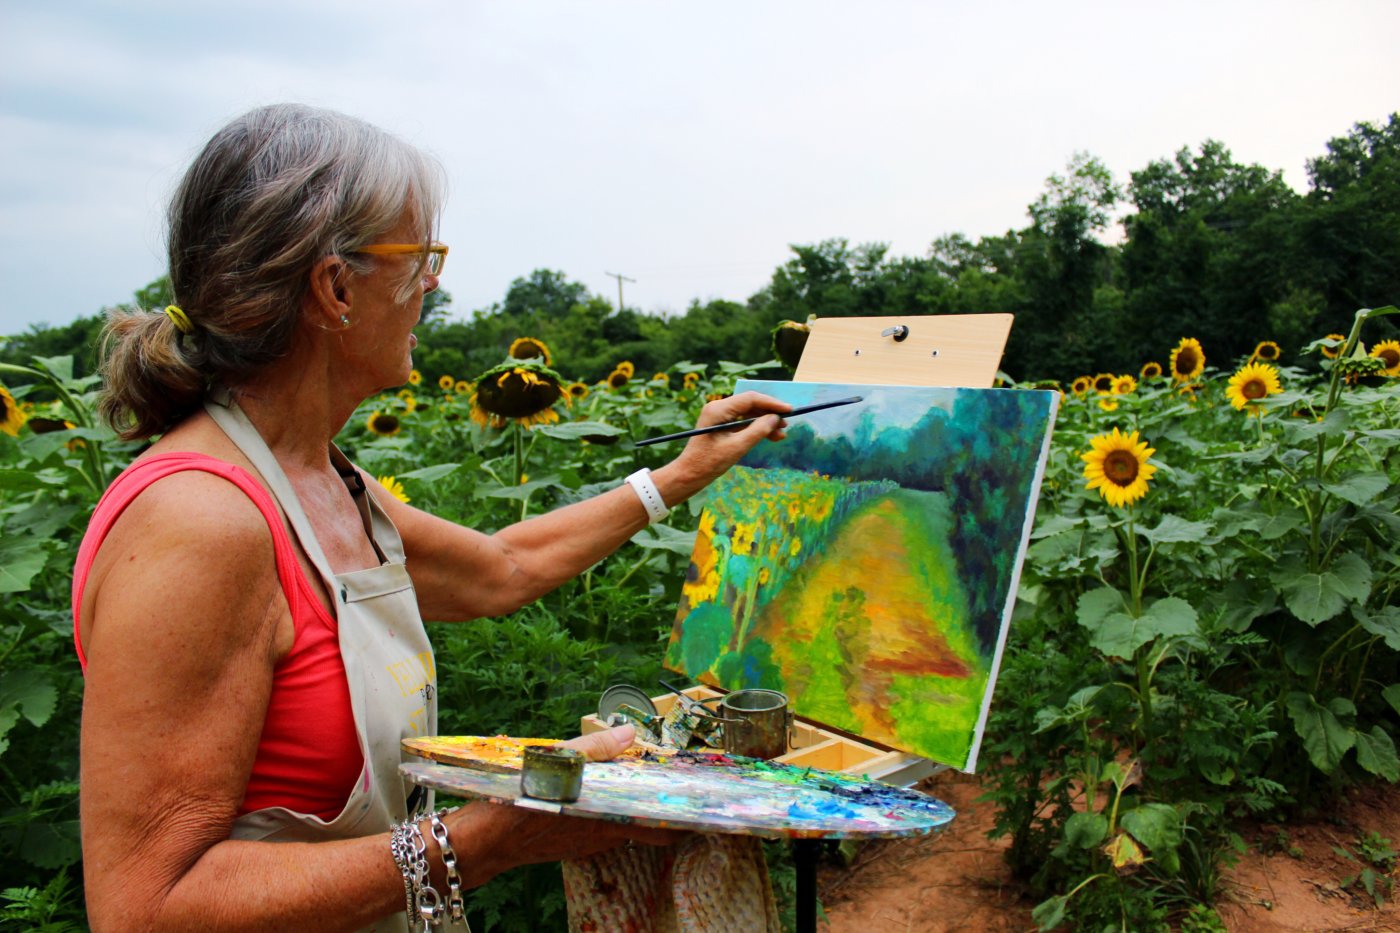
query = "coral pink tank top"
xmin=72 ymin=453 xmax=362 ymax=821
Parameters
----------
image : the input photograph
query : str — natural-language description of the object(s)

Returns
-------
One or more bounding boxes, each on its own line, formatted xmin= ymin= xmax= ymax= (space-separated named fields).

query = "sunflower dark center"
xmin=1174 ymin=348 xmax=1199 ymax=374
xmin=1103 ymin=450 xmax=1140 ymax=485
xmin=1094 ymin=376 xmax=1113 ymax=392
xmin=1259 ymin=345 xmax=1279 ymax=360
xmin=373 ymin=414 xmax=400 ymax=432
xmin=1379 ymin=348 xmax=1400 ymax=368
xmin=1242 ymin=379 xmax=1267 ymax=400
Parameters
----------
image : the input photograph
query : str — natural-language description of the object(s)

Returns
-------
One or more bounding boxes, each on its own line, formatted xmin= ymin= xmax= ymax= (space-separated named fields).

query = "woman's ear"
xmin=306 ymin=255 xmax=353 ymax=329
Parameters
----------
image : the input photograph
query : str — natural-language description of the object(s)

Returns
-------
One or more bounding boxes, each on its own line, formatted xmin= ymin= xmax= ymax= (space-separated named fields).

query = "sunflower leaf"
xmin=1287 ymin=692 xmax=1356 ymax=774
xmin=1104 ymin=832 xmax=1147 ymax=872
xmin=629 ymin=524 xmax=698 ymax=555
xmin=1275 ymin=571 xmax=1349 ymax=626
xmin=1356 ymin=606 xmax=1400 ymax=651
xmin=1121 ymin=803 xmax=1183 ymax=854
xmin=1329 ymin=552 xmax=1374 ymax=602
xmin=1322 ymin=472 xmax=1390 ymax=507
xmin=1256 ymin=508 xmax=1306 ymax=541
xmin=1086 ymin=598 xmax=1197 ymax=658
xmin=1140 ymin=515 xmax=1213 ymax=544
xmin=1075 ymin=587 xmax=1126 ymax=629
xmin=1063 ymin=811 xmax=1109 ymax=849
xmin=0 ymin=468 xmax=66 ymax=492
xmin=0 ymin=536 xmax=48 ymax=594
xmin=1383 ymin=685 xmax=1400 ymax=718
xmin=1359 ymin=304 xmax=1400 ymax=321
xmin=534 ymin=421 xmax=627 ymax=440
xmin=397 ymin=463 xmax=462 ymax=482
xmin=1354 ymin=726 xmax=1400 ymax=781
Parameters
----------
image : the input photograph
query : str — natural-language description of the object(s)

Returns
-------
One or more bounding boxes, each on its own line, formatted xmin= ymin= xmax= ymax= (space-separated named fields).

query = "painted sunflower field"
xmin=1 ymin=310 xmax=1398 ymax=930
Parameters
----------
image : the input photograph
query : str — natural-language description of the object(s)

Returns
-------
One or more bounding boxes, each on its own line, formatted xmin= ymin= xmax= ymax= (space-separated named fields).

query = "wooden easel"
xmin=787 ymin=312 xmax=1014 ymax=933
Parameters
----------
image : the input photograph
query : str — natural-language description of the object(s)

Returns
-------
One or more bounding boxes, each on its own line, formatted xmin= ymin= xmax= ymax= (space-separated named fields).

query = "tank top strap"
xmin=71 ymin=452 xmax=305 ymax=672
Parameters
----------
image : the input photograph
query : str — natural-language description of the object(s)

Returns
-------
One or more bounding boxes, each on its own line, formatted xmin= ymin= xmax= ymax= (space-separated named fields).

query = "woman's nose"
xmin=422 ymin=273 xmax=440 ymax=295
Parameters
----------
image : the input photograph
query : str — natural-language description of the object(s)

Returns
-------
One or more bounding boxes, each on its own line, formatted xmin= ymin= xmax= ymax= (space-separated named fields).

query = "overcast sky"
xmin=1 ymin=0 xmax=1395 ymax=337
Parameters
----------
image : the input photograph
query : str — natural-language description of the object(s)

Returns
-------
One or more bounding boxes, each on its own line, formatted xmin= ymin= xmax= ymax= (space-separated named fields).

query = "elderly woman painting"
xmin=72 ymin=103 xmax=789 ymax=932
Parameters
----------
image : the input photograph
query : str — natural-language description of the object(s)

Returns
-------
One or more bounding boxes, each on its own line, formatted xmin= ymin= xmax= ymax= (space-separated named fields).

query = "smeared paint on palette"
xmin=401 ymin=735 xmax=954 ymax=840
xmin=402 ymin=735 xmax=655 ymax=773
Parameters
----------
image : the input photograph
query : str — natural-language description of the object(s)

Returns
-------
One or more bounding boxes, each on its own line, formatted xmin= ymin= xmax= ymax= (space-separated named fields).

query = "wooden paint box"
xmin=580 ymin=685 xmax=936 ymax=785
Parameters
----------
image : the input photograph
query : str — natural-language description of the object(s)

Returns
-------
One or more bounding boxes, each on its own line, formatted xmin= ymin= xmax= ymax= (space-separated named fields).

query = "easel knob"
xmin=881 ymin=325 xmax=910 ymax=342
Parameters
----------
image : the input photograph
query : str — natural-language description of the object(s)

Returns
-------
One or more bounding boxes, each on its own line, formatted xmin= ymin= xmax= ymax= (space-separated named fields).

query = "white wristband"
xmin=625 ymin=468 xmax=670 ymax=524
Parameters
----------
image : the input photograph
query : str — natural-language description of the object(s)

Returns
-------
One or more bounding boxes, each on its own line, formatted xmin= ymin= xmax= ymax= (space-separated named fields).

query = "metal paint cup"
xmin=720 ymin=689 xmax=792 ymax=759
xmin=520 ymin=745 xmax=586 ymax=802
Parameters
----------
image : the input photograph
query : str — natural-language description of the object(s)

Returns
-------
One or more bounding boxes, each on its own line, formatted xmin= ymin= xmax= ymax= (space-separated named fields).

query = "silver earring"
xmin=340 ymin=315 xmax=351 ymax=327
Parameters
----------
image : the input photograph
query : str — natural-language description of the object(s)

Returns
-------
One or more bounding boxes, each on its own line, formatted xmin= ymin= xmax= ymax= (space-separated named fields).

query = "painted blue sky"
xmin=1 ymin=1 xmax=1395 ymax=336
xmin=736 ymin=379 xmax=956 ymax=438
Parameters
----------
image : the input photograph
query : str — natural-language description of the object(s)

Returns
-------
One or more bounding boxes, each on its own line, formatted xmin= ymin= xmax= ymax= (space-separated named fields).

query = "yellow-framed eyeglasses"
xmin=354 ymin=242 xmax=449 ymax=276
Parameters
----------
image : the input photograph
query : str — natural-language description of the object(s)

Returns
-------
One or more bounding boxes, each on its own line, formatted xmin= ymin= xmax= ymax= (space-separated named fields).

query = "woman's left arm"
xmin=380 ymin=391 xmax=790 ymax=621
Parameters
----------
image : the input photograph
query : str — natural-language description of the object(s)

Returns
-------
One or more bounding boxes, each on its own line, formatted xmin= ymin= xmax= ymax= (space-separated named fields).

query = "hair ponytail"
xmin=97 ymin=308 xmax=206 ymax=439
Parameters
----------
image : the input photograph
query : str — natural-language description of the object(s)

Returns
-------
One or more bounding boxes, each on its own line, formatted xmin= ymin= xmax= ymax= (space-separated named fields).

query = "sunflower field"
xmin=1 ymin=310 xmax=1399 ymax=930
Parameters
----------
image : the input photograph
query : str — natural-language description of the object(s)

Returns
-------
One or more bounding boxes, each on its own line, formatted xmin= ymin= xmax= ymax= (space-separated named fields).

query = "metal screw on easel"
xmin=880 ymin=325 xmax=910 ymax=342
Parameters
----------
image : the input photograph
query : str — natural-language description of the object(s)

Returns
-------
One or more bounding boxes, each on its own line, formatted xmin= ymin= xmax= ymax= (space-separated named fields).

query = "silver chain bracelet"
xmin=391 ymin=809 xmax=462 ymax=930
xmin=428 ymin=810 xmax=465 ymax=923
xmin=390 ymin=817 xmax=442 ymax=931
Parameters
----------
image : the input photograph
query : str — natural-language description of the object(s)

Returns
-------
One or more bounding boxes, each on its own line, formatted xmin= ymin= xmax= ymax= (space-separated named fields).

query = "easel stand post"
xmin=785 ymin=313 xmax=1010 ymax=931
xmin=793 ymin=839 xmax=820 ymax=932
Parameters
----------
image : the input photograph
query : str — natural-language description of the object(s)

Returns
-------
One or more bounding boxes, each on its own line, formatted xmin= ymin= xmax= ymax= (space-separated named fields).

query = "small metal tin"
xmin=598 ymin=684 xmax=658 ymax=721
xmin=720 ymin=689 xmax=792 ymax=759
xmin=520 ymin=745 xmax=586 ymax=802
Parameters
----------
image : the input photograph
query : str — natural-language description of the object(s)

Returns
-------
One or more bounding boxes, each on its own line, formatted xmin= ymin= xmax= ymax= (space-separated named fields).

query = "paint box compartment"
xmin=581 ymin=685 xmax=936 ymax=786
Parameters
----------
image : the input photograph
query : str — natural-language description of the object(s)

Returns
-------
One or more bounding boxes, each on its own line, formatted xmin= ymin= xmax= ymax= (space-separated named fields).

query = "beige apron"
xmin=207 ymin=394 xmax=466 ymax=933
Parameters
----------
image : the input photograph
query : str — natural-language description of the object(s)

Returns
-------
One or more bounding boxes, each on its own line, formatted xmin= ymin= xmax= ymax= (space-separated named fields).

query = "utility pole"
xmin=604 ymin=271 xmax=635 ymax=312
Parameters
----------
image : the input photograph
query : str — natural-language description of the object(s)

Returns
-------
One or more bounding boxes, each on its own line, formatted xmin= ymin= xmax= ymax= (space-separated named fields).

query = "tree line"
xmin=4 ymin=114 xmax=1396 ymax=385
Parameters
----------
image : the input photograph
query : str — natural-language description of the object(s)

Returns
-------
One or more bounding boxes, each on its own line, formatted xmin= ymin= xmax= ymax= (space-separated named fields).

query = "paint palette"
xmin=402 ymin=735 xmax=954 ymax=839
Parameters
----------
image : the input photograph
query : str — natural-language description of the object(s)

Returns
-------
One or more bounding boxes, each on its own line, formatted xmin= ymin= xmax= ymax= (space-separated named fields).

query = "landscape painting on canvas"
xmin=665 ymin=380 xmax=1058 ymax=770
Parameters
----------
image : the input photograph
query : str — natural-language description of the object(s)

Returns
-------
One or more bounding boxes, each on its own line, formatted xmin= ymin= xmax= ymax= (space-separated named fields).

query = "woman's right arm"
xmin=79 ymin=472 xmax=658 ymax=931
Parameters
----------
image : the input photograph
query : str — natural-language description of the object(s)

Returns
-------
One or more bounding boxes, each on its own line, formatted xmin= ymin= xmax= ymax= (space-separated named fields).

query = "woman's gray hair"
xmin=99 ymin=103 xmax=446 ymax=439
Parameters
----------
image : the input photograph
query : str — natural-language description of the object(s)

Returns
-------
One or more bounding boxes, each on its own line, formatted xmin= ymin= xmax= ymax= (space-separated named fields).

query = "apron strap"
xmin=205 ymin=389 xmax=350 ymax=590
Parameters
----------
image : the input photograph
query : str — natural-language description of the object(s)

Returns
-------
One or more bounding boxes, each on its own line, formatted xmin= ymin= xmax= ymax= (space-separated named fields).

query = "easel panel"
xmin=793 ymin=313 xmax=1011 ymax=389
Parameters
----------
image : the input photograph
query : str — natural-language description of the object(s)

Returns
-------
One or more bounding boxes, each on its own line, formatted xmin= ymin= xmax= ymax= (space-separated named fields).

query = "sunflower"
xmin=1320 ymin=333 xmax=1347 ymax=359
xmin=396 ymin=389 xmax=418 ymax=413
xmin=652 ymin=372 xmax=670 ymax=386
xmin=27 ymin=417 xmax=76 ymax=434
xmin=567 ymin=381 xmax=590 ymax=400
xmin=1169 ymin=338 xmax=1205 ymax=381
xmin=366 ymin=411 xmax=401 ymax=437
xmin=1071 ymin=376 xmax=1092 ymax=397
xmin=1226 ymin=362 xmax=1283 ymax=414
xmin=469 ymin=361 xmax=568 ymax=429
xmin=682 ymin=372 xmax=700 ymax=390
xmin=1140 ymin=361 xmax=1163 ymax=380
xmin=606 ymin=369 xmax=630 ymax=390
xmin=1082 ymin=428 xmax=1157 ymax=508
xmin=1251 ymin=340 xmax=1282 ymax=363
xmin=509 ymin=336 xmax=553 ymax=366
xmin=1098 ymin=396 xmax=1120 ymax=412
xmin=1093 ymin=373 xmax=1115 ymax=393
xmin=377 ymin=475 xmax=410 ymax=504
xmin=0 ymin=385 xmax=26 ymax=437
xmin=455 ymin=380 xmax=472 ymax=395
xmin=1112 ymin=375 xmax=1138 ymax=395
xmin=408 ymin=370 xmax=423 ymax=386
xmin=614 ymin=361 xmax=636 ymax=378
xmin=706 ymin=392 xmax=729 ymax=403
xmin=438 ymin=374 xmax=455 ymax=391
xmin=1370 ymin=340 xmax=1400 ymax=377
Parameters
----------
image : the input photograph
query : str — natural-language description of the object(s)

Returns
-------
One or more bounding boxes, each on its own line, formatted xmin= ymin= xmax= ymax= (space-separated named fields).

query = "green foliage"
xmin=982 ymin=308 xmax=1400 ymax=929
xmin=1333 ymin=830 xmax=1397 ymax=908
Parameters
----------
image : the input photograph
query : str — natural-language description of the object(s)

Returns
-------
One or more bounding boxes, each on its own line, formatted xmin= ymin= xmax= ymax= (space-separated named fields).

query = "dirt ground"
xmin=817 ymin=770 xmax=1400 ymax=932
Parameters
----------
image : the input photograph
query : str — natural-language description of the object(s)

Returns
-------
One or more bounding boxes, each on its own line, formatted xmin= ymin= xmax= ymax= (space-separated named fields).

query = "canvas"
xmin=665 ymin=380 xmax=1059 ymax=771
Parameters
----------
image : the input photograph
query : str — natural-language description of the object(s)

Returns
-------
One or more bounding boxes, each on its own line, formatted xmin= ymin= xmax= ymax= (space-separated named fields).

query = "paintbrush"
xmin=634 ymin=395 xmax=864 ymax=447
